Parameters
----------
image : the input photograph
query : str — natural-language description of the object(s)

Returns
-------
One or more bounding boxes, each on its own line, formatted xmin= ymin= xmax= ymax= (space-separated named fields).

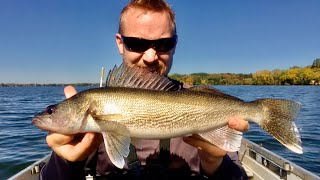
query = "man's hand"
xmin=46 ymin=85 xmax=102 ymax=162
xmin=183 ymin=117 xmax=249 ymax=176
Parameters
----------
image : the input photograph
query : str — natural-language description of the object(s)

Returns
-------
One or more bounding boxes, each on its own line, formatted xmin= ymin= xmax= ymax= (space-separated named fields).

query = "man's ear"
xmin=116 ymin=33 xmax=124 ymax=55
xmin=172 ymin=47 xmax=176 ymax=55
xmin=172 ymin=37 xmax=178 ymax=55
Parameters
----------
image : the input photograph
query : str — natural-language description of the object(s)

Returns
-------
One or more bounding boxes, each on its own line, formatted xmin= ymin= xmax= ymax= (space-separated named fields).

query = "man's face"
xmin=116 ymin=9 xmax=176 ymax=75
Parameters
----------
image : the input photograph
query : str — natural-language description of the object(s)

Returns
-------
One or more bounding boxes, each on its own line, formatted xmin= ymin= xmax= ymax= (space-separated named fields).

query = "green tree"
xmin=312 ymin=68 xmax=320 ymax=81
xmin=311 ymin=58 xmax=320 ymax=68
xmin=184 ymin=76 xmax=194 ymax=85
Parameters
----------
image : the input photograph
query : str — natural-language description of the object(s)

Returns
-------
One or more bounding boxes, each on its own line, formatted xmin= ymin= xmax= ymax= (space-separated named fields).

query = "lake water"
xmin=0 ymin=86 xmax=319 ymax=179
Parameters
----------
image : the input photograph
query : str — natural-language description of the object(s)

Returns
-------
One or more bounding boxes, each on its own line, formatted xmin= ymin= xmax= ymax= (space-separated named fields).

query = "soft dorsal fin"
xmin=189 ymin=86 xmax=243 ymax=101
xmin=189 ymin=86 xmax=224 ymax=94
xmin=106 ymin=63 xmax=180 ymax=91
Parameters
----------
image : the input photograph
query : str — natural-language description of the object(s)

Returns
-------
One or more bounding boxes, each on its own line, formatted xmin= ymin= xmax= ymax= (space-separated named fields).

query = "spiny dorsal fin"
xmin=106 ymin=63 xmax=180 ymax=91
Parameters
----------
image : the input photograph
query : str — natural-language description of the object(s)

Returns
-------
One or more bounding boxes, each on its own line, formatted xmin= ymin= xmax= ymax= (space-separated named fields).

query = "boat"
xmin=8 ymin=138 xmax=320 ymax=180
xmin=239 ymin=138 xmax=319 ymax=180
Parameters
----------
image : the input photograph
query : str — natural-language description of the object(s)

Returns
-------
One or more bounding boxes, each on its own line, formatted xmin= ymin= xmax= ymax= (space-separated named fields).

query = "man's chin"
xmin=144 ymin=67 xmax=162 ymax=74
xmin=133 ymin=63 xmax=167 ymax=75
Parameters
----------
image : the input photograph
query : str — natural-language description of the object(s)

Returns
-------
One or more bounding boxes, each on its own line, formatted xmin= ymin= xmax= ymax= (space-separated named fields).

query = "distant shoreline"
xmin=0 ymin=83 xmax=100 ymax=87
xmin=0 ymin=83 xmax=319 ymax=87
xmin=1 ymin=60 xmax=320 ymax=86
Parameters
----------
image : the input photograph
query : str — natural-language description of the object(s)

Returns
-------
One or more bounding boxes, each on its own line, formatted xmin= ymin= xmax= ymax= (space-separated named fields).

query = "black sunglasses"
xmin=121 ymin=35 xmax=177 ymax=52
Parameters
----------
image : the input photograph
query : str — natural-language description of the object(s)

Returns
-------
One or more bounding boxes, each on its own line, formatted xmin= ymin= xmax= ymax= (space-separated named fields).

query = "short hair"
xmin=118 ymin=0 xmax=176 ymax=35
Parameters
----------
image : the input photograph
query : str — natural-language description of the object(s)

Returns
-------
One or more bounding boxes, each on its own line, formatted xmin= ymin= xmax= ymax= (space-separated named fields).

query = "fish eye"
xmin=45 ymin=105 xmax=56 ymax=114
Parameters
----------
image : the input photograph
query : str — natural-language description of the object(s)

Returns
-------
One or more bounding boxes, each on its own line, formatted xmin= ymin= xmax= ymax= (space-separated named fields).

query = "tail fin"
xmin=253 ymin=99 xmax=303 ymax=154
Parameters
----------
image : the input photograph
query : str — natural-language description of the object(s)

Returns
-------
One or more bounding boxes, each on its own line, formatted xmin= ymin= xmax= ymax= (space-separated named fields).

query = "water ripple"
xmin=1 ymin=86 xmax=319 ymax=178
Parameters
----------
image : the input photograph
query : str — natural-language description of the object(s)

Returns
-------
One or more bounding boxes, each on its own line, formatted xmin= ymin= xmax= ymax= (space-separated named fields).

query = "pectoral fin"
xmin=87 ymin=101 xmax=124 ymax=122
xmin=92 ymin=114 xmax=124 ymax=121
xmin=102 ymin=131 xmax=131 ymax=169
xmin=199 ymin=126 xmax=243 ymax=152
xmin=92 ymin=110 xmax=130 ymax=169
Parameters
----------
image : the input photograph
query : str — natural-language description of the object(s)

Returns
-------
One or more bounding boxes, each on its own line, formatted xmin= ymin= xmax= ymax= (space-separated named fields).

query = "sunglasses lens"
xmin=155 ymin=37 xmax=177 ymax=52
xmin=122 ymin=37 xmax=149 ymax=52
xmin=122 ymin=36 xmax=177 ymax=52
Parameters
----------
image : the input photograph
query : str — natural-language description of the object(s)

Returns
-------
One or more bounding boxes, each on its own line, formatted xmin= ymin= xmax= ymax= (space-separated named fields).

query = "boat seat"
xmin=243 ymin=165 xmax=254 ymax=178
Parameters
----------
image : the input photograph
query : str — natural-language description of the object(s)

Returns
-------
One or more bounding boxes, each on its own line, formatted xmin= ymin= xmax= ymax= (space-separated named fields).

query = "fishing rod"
xmin=100 ymin=67 xmax=105 ymax=87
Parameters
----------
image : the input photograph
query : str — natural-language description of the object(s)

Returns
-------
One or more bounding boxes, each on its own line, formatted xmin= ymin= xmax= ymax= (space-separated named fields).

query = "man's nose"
xmin=143 ymin=48 xmax=158 ymax=64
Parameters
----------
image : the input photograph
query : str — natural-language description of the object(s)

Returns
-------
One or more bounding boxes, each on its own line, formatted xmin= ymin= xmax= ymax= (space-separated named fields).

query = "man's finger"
xmin=64 ymin=85 xmax=77 ymax=98
xmin=183 ymin=135 xmax=226 ymax=157
xmin=61 ymin=133 xmax=103 ymax=161
xmin=228 ymin=117 xmax=250 ymax=132
xmin=78 ymin=133 xmax=103 ymax=150
xmin=46 ymin=132 xmax=75 ymax=147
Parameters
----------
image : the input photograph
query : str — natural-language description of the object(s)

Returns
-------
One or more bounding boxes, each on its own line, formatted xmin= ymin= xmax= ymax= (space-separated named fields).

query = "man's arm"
xmin=40 ymin=152 xmax=87 ymax=180
xmin=201 ymin=152 xmax=248 ymax=179
xmin=183 ymin=117 xmax=249 ymax=177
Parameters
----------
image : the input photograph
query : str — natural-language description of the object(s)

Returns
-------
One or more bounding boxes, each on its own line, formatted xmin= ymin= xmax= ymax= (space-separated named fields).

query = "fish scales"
xmin=32 ymin=63 xmax=303 ymax=169
xmin=66 ymin=87 xmax=260 ymax=138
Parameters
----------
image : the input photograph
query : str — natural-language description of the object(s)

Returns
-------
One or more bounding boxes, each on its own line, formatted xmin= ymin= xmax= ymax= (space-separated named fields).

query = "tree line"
xmin=169 ymin=58 xmax=320 ymax=85
xmin=2 ymin=59 xmax=319 ymax=87
xmin=0 ymin=83 xmax=99 ymax=87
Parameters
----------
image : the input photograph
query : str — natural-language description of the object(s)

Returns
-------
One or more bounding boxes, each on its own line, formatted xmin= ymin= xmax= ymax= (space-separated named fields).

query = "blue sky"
xmin=1 ymin=0 xmax=319 ymax=84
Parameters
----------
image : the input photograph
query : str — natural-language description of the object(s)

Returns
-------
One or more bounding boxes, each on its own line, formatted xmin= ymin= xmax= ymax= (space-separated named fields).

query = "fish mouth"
xmin=32 ymin=116 xmax=52 ymax=131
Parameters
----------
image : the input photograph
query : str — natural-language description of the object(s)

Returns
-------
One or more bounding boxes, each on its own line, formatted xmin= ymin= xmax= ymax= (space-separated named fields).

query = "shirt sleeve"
xmin=202 ymin=152 xmax=248 ymax=180
xmin=39 ymin=152 xmax=87 ymax=180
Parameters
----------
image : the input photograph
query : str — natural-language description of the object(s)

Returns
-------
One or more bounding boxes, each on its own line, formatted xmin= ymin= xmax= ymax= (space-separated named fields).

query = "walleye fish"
xmin=32 ymin=63 xmax=303 ymax=169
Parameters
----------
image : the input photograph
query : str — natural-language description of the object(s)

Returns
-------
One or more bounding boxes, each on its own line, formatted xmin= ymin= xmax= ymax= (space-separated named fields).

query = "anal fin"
xmin=199 ymin=126 xmax=243 ymax=152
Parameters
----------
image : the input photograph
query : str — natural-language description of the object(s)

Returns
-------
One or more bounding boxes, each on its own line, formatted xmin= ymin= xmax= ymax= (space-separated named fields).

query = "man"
xmin=42 ymin=0 xmax=249 ymax=179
